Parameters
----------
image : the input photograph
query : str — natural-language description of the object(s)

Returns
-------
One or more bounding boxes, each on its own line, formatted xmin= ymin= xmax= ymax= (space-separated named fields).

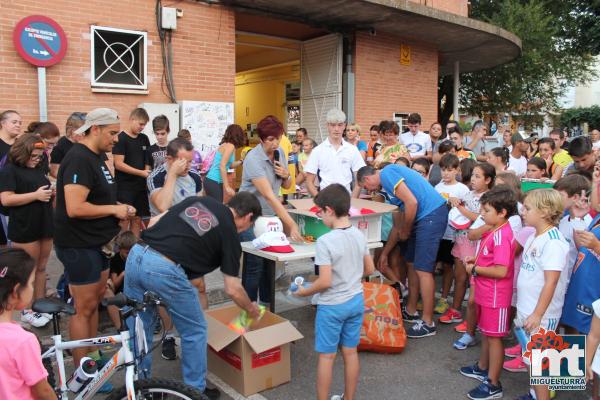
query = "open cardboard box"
xmin=206 ymin=304 xmax=304 ymax=397
xmin=287 ymin=198 xmax=397 ymax=242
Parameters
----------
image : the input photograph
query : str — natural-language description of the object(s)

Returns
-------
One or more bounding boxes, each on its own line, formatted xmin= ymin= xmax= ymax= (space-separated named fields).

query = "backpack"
xmin=200 ymin=149 xmax=217 ymax=175
xmin=359 ymin=281 xmax=407 ymax=353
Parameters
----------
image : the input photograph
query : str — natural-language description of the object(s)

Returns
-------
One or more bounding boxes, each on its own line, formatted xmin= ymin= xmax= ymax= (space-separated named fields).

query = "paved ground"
xmin=36 ymin=251 xmax=592 ymax=400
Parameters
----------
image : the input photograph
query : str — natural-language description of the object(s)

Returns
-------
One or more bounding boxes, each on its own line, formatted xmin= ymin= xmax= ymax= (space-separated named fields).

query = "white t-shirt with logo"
xmin=401 ymin=131 xmax=432 ymax=158
xmin=558 ymin=214 xmax=592 ymax=281
xmin=434 ymin=181 xmax=470 ymax=240
xmin=517 ymin=227 xmax=569 ymax=320
xmin=508 ymin=154 xmax=527 ymax=177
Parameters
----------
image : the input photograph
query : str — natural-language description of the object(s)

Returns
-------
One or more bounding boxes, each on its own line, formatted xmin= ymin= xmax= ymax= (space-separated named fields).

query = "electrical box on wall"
xmin=138 ymin=103 xmax=180 ymax=144
xmin=161 ymin=7 xmax=177 ymax=30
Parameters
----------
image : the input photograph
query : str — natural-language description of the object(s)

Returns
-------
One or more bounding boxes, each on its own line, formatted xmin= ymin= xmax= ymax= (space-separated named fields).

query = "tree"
xmin=438 ymin=0 xmax=599 ymax=128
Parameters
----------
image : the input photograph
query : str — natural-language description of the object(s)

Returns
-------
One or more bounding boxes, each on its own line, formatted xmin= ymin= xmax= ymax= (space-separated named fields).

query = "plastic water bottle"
xmin=285 ymin=276 xmax=311 ymax=306
xmin=67 ymin=357 xmax=98 ymax=393
xmin=514 ymin=326 xmax=529 ymax=354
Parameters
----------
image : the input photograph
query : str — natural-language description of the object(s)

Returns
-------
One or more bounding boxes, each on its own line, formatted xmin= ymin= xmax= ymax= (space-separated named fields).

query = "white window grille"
xmin=91 ymin=26 xmax=147 ymax=90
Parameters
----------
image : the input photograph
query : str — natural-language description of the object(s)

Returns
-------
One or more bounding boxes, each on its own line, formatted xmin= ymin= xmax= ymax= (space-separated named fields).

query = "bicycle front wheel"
xmin=107 ymin=378 xmax=207 ymax=400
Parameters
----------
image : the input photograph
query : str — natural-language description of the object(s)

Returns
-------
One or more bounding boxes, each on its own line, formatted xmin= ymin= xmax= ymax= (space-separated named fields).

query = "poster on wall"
xmin=179 ymin=101 xmax=234 ymax=158
xmin=287 ymin=105 xmax=300 ymax=137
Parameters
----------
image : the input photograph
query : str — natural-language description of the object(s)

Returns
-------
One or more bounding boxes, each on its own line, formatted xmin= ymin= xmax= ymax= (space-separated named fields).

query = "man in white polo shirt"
xmin=400 ymin=113 xmax=432 ymax=161
xmin=304 ymin=109 xmax=366 ymax=198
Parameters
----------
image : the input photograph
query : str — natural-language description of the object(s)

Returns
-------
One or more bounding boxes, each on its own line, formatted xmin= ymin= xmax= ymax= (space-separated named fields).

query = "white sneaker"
xmin=331 ymin=395 xmax=344 ymax=400
xmin=41 ymin=313 xmax=53 ymax=321
xmin=21 ymin=311 xmax=50 ymax=328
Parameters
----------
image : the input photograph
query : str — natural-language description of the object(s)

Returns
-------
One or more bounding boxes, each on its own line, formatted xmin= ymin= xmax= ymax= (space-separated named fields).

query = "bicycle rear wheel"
xmin=107 ymin=378 xmax=207 ymax=400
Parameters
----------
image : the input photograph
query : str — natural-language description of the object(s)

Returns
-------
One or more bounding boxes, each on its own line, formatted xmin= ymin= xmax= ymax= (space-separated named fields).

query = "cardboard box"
xmin=287 ymin=198 xmax=397 ymax=242
xmin=206 ymin=305 xmax=304 ymax=397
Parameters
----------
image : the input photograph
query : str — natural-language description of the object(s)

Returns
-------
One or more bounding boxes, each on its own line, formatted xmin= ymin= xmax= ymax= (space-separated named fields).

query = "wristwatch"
xmin=471 ymin=266 xmax=478 ymax=277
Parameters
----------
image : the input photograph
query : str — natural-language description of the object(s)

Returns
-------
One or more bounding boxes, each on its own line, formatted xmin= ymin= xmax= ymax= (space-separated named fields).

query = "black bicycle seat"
xmin=32 ymin=298 xmax=76 ymax=315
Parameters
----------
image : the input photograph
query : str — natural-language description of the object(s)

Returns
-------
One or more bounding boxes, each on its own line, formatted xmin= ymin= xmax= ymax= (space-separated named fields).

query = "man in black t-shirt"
xmin=124 ymin=192 xmax=262 ymax=398
xmin=55 ymin=107 xmax=136 ymax=368
xmin=112 ymin=108 xmax=151 ymax=236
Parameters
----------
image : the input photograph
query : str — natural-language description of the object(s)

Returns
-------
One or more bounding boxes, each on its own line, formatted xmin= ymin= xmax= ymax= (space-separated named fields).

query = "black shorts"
xmin=117 ymin=190 xmax=150 ymax=217
xmin=55 ymin=246 xmax=110 ymax=285
xmin=436 ymin=239 xmax=454 ymax=264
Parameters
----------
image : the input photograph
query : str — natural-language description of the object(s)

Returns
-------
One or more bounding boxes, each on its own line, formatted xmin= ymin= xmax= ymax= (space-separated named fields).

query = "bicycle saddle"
xmin=32 ymin=298 xmax=76 ymax=315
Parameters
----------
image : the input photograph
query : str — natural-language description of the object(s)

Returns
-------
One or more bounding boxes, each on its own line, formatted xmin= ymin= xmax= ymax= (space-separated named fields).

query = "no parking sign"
xmin=13 ymin=15 xmax=67 ymax=67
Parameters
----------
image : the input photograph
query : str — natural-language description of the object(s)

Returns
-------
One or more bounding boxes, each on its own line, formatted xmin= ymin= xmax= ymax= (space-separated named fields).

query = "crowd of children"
xmin=0 ymin=104 xmax=599 ymax=400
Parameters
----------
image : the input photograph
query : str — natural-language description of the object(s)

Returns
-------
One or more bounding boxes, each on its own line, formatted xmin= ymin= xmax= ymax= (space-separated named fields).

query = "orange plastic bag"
xmin=358 ymin=282 xmax=406 ymax=353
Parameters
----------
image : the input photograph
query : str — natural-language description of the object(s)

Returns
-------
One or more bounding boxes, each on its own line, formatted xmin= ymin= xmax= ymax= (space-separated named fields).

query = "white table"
xmin=241 ymin=241 xmax=383 ymax=312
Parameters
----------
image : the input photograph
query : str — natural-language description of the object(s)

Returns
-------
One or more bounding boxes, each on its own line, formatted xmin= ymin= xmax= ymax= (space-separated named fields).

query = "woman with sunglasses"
xmin=50 ymin=112 xmax=86 ymax=178
xmin=0 ymin=134 xmax=54 ymax=327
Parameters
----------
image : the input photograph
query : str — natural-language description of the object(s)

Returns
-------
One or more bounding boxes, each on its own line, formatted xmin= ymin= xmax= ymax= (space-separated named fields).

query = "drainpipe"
xmin=453 ymin=61 xmax=460 ymax=120
xmin=342 ymin=34 xmax=355 ymax=123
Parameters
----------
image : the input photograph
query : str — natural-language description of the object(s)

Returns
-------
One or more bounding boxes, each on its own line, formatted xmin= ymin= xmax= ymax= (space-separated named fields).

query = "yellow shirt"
xmin=553 ymin=149 xmax=573 ymax=169
xmin=279 ymin=135 xmax=297 ymax=195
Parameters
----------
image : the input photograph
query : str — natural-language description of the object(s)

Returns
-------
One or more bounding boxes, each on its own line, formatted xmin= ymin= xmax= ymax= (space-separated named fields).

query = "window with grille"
xmin=393 ymin=113 xmax=409 ymax=133
xmin=91 ymin=26 xmax=147 ymax=90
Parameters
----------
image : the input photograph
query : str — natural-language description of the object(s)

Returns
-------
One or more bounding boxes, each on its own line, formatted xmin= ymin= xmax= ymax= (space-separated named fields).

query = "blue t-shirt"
xmin=380 ymin=164 xmax=445 ymax=221
xmin=561 ymin=214 xmax=600 ymax=334
xmin=357 ymin=140 xmax=367 ymax=152
xmin=206 ymin=151 xmax=235 ymax=183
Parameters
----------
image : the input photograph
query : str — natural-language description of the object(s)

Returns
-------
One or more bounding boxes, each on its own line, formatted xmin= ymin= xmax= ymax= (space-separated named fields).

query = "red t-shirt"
xmin=474 ymin=223 xmax=515 ymax=308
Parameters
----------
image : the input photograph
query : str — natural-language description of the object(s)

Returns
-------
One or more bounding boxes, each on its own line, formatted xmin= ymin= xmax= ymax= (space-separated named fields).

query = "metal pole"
xmin=38 ymin=67 xmax=48 ymax=122
xmin=453 ymin=61 xmax=459 ymax=120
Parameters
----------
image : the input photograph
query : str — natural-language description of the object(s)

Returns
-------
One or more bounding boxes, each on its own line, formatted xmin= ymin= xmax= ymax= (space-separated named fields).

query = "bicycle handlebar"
xmin=102 ymin=292 xmax=168 ymax=309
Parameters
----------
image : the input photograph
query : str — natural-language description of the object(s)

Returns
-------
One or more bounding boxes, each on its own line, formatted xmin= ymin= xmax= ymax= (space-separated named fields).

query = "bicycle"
xmin=33 ymin=292 xmax=207 ymax=399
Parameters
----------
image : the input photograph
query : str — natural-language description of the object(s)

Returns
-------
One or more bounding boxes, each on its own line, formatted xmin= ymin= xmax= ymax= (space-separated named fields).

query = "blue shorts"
xmin=404 ymin=205 xmax=448 ymax=273
xmin=315 ymin=293 xmax=364 ymax=353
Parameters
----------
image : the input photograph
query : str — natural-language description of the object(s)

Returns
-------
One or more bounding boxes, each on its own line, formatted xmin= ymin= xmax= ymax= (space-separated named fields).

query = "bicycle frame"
xmin=42 ymin=328 xmax=138 ymax=400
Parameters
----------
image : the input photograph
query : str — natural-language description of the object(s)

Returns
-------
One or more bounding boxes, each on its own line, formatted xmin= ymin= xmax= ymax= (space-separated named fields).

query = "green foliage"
xmin=560 ymin=106 xmax=600 ymax=129
xmin=442 ymin=0 xmax=598 ymax=126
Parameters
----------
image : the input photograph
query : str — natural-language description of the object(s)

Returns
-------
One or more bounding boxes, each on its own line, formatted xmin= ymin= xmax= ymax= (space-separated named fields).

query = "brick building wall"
xmin=353 ymin=31 xmax=439 ymax=134
xmin=0 ymin=0 xmax=234 ymax=128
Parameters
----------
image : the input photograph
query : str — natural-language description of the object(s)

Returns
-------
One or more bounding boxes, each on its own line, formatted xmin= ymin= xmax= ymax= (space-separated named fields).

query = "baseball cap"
xmin=252 ymin=231 xmax=294 ymax=253
xmin=74 ymin=108 xmax=120 ymax=134
xmin=253 ymin=216 xmax=284 ymax=238
xmin=448 ymin=207 xmax=472 ymax=230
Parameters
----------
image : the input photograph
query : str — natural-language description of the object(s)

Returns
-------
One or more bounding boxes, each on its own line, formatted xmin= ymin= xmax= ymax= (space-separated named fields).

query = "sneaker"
xmin=453 ymin=333 xmax=477 ymax=350
xmin=439 ymin=308 xmax=463 ymax=324
xmin=467 ymin=379 xmax=503 ymax=400
xmin=21 ymin=310 xmax=50 ymax=328
xmin=455 ymin=320 xmax=468 ymax=333
xmin=331 ymin=394 xmax=344 ymax=400
xmin=460 ymin=362 xmax=489 ymax=382
xmin=503 ymin=356 xmax=527 ymax=373
xmin=434 ymin=298 xmax=449 ymax=314
xmin=401 ymin=306 xmax=421 ymax=323
xmin=504 ymin=343 xmax=522 ymax=358
xmin=203 ymin=386 xmax=221 ymax=400
xmin=161 ymin=337 xmax=177 ymax=360
xmin=41 ymin=313 xmax=53 ymax=321
xmin=406 ymin=320 xmax=436 ymax=338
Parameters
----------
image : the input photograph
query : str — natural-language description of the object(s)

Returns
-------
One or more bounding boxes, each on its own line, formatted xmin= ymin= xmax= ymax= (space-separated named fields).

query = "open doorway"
xmin=234 ymin=13 xmax=339 ymax=144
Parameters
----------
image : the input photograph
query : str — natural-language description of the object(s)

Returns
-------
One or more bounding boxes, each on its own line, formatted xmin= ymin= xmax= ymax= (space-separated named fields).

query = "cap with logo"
xmin=74 ymin=108 xmax=120 ymax=134
xmin=252 ymin=231 xmax=294 ymax=253
xmin=448 ymin=207 xmax=472 ymax=230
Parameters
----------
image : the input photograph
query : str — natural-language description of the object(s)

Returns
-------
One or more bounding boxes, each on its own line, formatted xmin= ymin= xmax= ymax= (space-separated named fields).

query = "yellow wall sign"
xmin=400 ymin=44 xmax=411 ymax=66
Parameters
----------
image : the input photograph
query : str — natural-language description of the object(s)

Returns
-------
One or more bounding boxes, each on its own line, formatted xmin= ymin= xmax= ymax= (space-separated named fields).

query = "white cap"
xmin=252 ymin=231 xmax=294 ymax=253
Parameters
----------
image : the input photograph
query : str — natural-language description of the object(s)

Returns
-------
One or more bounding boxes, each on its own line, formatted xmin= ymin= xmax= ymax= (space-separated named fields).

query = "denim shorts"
xmin=404 ymin=204 xmax=448 ymax=273
xmin=315 ymin=293 xmax=364 ymax=353
xmin=55 ymin=246 xmax=109 ymax=285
